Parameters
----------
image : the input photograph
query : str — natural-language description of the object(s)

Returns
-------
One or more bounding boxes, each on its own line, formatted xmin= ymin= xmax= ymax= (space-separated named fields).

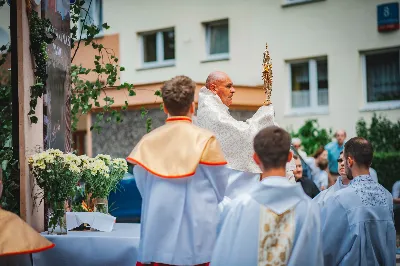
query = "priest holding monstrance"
xmin=196 ymin=44 xmax=295 ymax=205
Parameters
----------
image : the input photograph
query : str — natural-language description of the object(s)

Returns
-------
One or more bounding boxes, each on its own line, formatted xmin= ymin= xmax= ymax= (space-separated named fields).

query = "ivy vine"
xmin=27 ymin=10 xmax=56 ymax=123
xmin=0 ymin=1 xmax=18 ymax=213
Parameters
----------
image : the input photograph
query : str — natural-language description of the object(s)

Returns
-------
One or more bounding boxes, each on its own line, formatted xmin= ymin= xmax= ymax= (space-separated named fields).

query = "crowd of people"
xmin=292 ymin=132 xmax=378 ymax=195
xmin=0 ymin=71 xmax=396 ymax=266
xmin=128 ymin=72 xmax=397 ymax=266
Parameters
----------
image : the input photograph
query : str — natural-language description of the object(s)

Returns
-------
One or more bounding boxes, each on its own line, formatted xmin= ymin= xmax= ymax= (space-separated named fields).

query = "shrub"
xmin=356 ymin=114 xmax=400 ymax=191
xmin=290 ymin=119 xmax=333 ymax=156
xmin=356 ymin=113 xmax=400 ymax=153
xmin=372 ymin=152 xmax=400 ymax=192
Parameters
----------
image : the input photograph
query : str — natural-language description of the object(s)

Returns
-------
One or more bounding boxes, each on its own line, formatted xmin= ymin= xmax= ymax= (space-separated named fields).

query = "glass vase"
xmin=93 ymin=197 xmax=108 ymax=214
xmin=48 ymin=201 xmax=67 ymax=235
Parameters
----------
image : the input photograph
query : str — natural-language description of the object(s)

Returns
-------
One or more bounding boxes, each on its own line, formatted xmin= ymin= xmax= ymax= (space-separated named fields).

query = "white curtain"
xmin=291 ymin=63 xmax=310 ymax=108
xmin=209 ymin=24 xmax=229 ymax=55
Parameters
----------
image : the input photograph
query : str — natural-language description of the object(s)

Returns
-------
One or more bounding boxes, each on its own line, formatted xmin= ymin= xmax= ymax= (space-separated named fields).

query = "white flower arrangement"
xmin=29 ymin=150 xmax=128 ymax=216
xmin=77 ymin=154 xmax=128 ymax=213
xmin=29 ymin=149 xmax=83 ymax=233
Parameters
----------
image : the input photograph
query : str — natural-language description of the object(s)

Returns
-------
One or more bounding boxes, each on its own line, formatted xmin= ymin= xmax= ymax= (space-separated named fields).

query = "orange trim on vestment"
xmin=166 ymin=116 xmax=192 ymax=123
xmin=127 ymin=157 xmax=227 ymax=178
xmin=199 ymin=161 xmax=228 ymax=166
xmin=127 ymin=157 xmax=196 ymax=178
xmin=0 ymin=243 xmax=55 ymax=257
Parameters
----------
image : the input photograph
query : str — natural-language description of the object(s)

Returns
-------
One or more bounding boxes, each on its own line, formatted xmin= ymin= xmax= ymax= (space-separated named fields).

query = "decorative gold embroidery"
xmin=258 ymin=208 xmax=295 ymax=266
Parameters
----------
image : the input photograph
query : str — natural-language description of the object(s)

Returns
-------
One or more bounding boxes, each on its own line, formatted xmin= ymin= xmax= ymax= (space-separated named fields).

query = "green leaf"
xmin=129 ymin=90 xmax=136 ymax=96
xmin=30 ymin=116 xmax=38 ymax=124
xmin=154 ymin=90 xmax=161 ymax=97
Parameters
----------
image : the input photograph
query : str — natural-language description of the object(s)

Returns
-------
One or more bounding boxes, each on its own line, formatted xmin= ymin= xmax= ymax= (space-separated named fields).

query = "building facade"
xmin=74 ymin=0 xmax=400 ymax=157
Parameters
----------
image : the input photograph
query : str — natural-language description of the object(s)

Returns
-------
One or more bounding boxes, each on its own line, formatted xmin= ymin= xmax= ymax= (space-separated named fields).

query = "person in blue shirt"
xmin=325 ymin=129 xmax=346 ymax=187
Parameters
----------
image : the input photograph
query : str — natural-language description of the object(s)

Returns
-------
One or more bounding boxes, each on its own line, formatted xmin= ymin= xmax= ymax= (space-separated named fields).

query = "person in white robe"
xmin=313 ymin=151 xmax=349 ymax=208
xmin=210 ymin=126 xmax=323 ymax=266
xmin=127 ymin=76 xmax=228 ymax=266
xmin=321 ymin=137 xmax=396 ymax=266
xmin=196 ymin=71 xmax=296 ymax=207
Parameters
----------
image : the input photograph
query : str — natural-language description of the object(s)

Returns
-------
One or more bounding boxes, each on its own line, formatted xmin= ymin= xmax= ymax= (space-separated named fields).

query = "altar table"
xmin=32 ymin=223 xmax=140 ymax=266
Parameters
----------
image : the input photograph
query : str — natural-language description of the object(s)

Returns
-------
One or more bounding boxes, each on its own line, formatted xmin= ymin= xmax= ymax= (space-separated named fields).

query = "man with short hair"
xmin=321 ymin=137 xmax=396 ymax=265
xmin=293 ymin=154 xmax=320 ymax=198
xmin=196 ymin=71 xmax=295 ymax=205
xmin=313 ymin=151 xmax=349 ymax=208
xmin=128 ymin=76 xmax=228 ymax=266
xmin=210 ymin=127 xmax=323 ymax=266
xmin=325 ymin=129 xmax=346 ymax=187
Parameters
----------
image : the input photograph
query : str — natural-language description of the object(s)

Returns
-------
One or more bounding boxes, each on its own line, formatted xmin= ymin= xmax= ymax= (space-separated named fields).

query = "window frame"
xmin=286 ymin=57 xmax=329 ymax=116
xmin=204 ymin=19 xmax=229 ymax=61
xmin=360 ymin=47 xmax=400 ymax=111
xmin=76 ymin=0 xmax=103 ymax=39
xmin=139 ymin=28 xmax=175 ymax=69
xmin=282 ymin=0 xmax=324 ymax=7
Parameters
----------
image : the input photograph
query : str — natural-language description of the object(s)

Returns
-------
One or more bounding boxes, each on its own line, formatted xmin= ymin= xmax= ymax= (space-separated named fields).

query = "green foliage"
xmin=70 ymin=0 xmax=137 ymax=132
xmin=0 ymin=74 xmax=19 ymax=214
xmin=290 ymin=119 xmax=333 ymax=156
xmin=356 ymin=113 xmax=400 ymax=153
xmin=0 ymin=1 xmax=19 ymax=215
xmin=27 ymin=10 xmax=56 ymax=123
xmin=356 ymin=114 xmax=400 ymax=191
xmin=372 ymin=152 xmax=400 ymax=192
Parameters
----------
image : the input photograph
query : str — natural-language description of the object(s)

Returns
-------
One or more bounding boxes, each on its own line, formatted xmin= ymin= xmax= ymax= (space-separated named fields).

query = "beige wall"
xmin=91 ymin=0 xmax=400 ymax=137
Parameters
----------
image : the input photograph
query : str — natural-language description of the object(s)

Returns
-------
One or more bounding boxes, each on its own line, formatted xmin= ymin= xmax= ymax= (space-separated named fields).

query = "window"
xmin=362 ymin=49 xmax=400 ymax=105
xmin=205 ymin=19 xmax=229 ymax=60
xmin=289 ymin=58 xmax=328 ymax=111
xmin=140 ymin=29 xmax=175 ymax=68
xmin=77 ymin=0 xmax=103 ymax=38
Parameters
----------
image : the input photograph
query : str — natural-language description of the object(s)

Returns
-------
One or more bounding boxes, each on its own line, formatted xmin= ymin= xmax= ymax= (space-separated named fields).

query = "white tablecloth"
xmin=32 ymin=223 xmax=140 ymax=266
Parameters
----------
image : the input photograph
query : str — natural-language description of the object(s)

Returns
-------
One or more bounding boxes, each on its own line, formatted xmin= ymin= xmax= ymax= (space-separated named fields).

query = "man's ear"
xmin=163 ymin=103 xmax=169 ymax=115
xmin=189 ymin=102 xmax=195 ymax=115
xmin=287 ymin=151 xmax=293 ymax=162
xmin=253 ymin=153 xmax=261 ymax=165
xmin=209 ymin=83 xmax=217 ymax=94
xmin=347 ymin=156 xmax=354 ymax=168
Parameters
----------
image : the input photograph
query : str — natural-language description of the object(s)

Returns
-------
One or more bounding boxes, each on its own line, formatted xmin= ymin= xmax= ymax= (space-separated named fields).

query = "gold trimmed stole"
xmin=258 ymin=207 xmax=295 ymax=266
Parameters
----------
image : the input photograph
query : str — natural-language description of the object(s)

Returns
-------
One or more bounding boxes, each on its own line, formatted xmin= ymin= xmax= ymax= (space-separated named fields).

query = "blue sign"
xmin=377 ymin=2 xmax=399 ymax=32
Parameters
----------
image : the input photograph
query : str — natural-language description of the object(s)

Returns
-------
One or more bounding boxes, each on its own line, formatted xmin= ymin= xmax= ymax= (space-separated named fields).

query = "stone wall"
xmin=92 ymin=108 xmax=255 ymax=158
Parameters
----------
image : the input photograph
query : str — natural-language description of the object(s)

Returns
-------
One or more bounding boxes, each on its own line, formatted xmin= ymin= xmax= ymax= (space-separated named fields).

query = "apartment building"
xmin=72 ymin=0 xmax=400 ymax=157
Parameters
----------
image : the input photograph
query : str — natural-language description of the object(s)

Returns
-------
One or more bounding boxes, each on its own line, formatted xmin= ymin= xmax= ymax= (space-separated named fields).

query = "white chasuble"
xmin=196 ymin=87 xmax=296 ymax=200
xmin=210 ymin=177 xmax=323 ymax=266
xmin=196 ymin=87 xmax=277 ymax=174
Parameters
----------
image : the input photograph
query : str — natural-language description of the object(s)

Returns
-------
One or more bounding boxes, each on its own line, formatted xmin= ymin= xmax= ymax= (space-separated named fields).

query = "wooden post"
xmin=17 ymin=0 xmax=44 ymax=231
